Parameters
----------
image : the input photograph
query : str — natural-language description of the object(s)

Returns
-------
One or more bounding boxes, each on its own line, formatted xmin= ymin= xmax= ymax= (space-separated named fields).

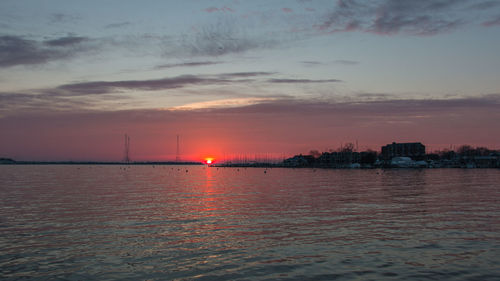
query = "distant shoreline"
xmin=1 ymin=162 xmax=499 ymax=169
xmin=0 ymin=161 xmax=203 ymax=165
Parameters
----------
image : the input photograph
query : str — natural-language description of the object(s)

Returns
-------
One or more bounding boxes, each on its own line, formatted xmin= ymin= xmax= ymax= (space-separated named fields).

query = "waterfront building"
xmin=381 ymin=142 xmax=426 ymax=160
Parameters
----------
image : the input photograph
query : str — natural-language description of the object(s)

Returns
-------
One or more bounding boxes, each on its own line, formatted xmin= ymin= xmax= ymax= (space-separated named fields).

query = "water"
xmin=1 ymin=166 xmax=499 ymax=280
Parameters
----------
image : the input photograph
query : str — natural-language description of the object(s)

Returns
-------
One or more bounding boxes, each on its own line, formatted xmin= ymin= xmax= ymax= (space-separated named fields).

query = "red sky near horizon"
xmin=2 ymin=97 xmax=499 ymax=162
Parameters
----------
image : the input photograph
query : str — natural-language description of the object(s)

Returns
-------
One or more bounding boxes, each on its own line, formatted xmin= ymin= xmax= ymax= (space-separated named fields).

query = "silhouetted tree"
xmin=439 ymin=149 xmax=456 ymax=160
xmin=340 ymin=143 xmax=354 ymax=153
xmin=457 ymin=145 xmax=474 ymax=156
xmin=309 ymin=150 xmax=321 ymax=158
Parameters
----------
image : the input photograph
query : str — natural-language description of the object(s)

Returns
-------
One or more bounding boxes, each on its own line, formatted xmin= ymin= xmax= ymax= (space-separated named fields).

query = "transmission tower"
xmin=176 ymin=134 xmax=180 ymax=162
xmin=124 ymin=134 xmax=130 ymax=163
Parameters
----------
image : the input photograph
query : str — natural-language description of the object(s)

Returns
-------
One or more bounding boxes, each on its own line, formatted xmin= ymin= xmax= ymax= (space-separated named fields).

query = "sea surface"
xmin=0 ymin=165 xmax=499 ymax=280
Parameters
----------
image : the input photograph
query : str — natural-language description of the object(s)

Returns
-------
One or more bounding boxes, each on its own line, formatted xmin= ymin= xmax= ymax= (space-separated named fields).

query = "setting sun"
xmin=204 ymin=158 xmax=214 ymax=164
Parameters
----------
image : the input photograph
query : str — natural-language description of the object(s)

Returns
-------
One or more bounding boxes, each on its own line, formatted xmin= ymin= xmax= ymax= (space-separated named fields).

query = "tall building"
xmin=381 ymin=142 xmax=425 ymax=160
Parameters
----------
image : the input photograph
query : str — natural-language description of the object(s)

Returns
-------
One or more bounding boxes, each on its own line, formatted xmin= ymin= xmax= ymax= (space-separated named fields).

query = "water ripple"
xmin=1 ymin=166 xmax=499 ymax=280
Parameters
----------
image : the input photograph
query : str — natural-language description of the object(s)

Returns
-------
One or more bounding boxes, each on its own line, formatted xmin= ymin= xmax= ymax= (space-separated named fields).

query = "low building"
xmin=317 ymin=151 xmax=361 ymax=168
xmin=284 ymin=154 xmax=315 ymax=167
xmin=381 ymin=142 xmax=426 ymax=160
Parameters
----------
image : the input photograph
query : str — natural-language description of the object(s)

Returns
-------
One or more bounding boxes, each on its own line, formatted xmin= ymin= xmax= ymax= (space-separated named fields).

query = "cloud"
xmin=54 ymin=72 xmax=277 ymax=96
xmin=333 ymin=59 xmax=359 ymax=65
xmin=267 ymin=78 xmax=342 ymax=83
xmin=54 ymin=72 xmax=278 ymax=96
xmin=48 ymin=13 xmax=80 ymax=24
xmin=204 ymin=7 xmax=234 ymax=13
xmin=301 ymin=61 xmax=323 ymax=66
xmin=0 ymin=72 xmax=276 ymax=113
xmin=171 ymin=97 xmax=277 ymax=110
xmin=301 ymin=60 xmax=358 ymax=66
xmin=104 ymin=21 xmax=132 ymax=29
xmin=0 ymin=71 xmax=340 ymax=116
xmin=482 ymin=15 xmax=500 ymax=26
xmin=179 ymin=19 xmax=277 ymax=57
xmin=317 ymin=0 xmax=494 ymax=36
xmin=0 ymin=91 xmax=94 ymax=114
xmin=0 ymin=35 xmax=94 ymax=67
xmin=219 ymin=72 xmax=275 ymax=78
xmin=372 ymin=0 xmax=464 ymax=35
xmin=282 ymin=8 xmax=293 ymax=13
xmin=155 ymin=61 xmax=222 ymax=69
xmin=469 ymin=1 xmax=500 ymax=10
xmin=44 ymin=36 xmax=89 ymax=47
xmin=0 ymin=35 xmax=54 ymax=67
xmin=55 ymin=75 xmax=232 ymax=95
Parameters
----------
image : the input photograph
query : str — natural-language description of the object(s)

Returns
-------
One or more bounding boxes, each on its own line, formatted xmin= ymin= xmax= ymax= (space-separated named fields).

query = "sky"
xmin=1 ymin=0 xmax=500 ymax=162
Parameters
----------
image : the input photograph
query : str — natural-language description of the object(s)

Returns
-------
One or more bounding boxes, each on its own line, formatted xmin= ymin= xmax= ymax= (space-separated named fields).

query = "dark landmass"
xmin=276 ymin=143 xmax=500 ymax=169
xmin=0 ymin=158 xmax=16 ymax=164
xmin=0 ymin=160 xmax=203 ymax=165
xmin=217 ymin=143 xmax=500 ymax=169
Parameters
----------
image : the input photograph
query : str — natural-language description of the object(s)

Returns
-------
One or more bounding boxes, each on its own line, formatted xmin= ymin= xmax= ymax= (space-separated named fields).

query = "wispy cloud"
xmin=301 ymin=61 xmax=323 ymax=66
xmin=333 ymin=59 xmax=359 ymax=65
xmin=55 ymin=72 xmax=276 ymax=96
xmin=219 ymin=72 xmax=275 ymax=78
xmin=0 ymin=72 xmax=278 ymax=114
xmin=469 ymin=1 xmax=500 ymax=10
xmin=178 ymin=19 xmax=278 ymax=57
xmin=155 ymin=61 xmax=222 ymax=69
xmin=171 ymin=97 xmax=277 ymax=110
xmin=55 ymin=75 xmax=232 ymax=95
xmin=44 ymin=36 xmax=89 ymax=47
xmin=300 ymin=60 xmax=359 ymax=67
xmin=268 ymin=78 xmax=342 ymax=83
xmin=104 ymin=21 xmax=132 ymax=29
xmin=48 ymin=13 xmax=80 ymax=24
xmin=316 ymin=0 xmax=495 ymax=36
xmin=0 ymin=35 xmax=94 ymax=67
xmin=482 ymin=15 xmax=500 ymax=26
xmin=0 ymin=91 xmax=95 ymax=114
xmin=5 ymin=92 xmax=498 ymax=118
xmin=204 ymin=6 xmax=234 ymax=13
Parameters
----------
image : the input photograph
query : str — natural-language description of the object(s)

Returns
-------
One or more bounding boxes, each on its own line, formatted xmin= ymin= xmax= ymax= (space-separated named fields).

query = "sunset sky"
xmin=1 ymin=0 xmax=500 ymax=161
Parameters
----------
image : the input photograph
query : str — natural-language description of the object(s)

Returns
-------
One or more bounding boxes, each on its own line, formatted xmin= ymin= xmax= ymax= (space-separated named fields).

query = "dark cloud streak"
xmin=44 ymin=36 xmax=89 ymax=47
xmin=104 ymin=21 xmax=132 ymax=29
xmin=0 ymin=35 xmax=93 ymax=67
xmin=0 ymin=35 xmax=55 ymax=66
xmin=56 ymin=75 xmax=232 ymax=95
xmin=268 ymin=78 xmax=342 ymax=83
xmin=155 ymin=61 xmax=222 ymax=69
xmin=220 ymin=72 xmax=275 ymax=78
xmin=318 ymin=0 xmax=497 ymax=36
